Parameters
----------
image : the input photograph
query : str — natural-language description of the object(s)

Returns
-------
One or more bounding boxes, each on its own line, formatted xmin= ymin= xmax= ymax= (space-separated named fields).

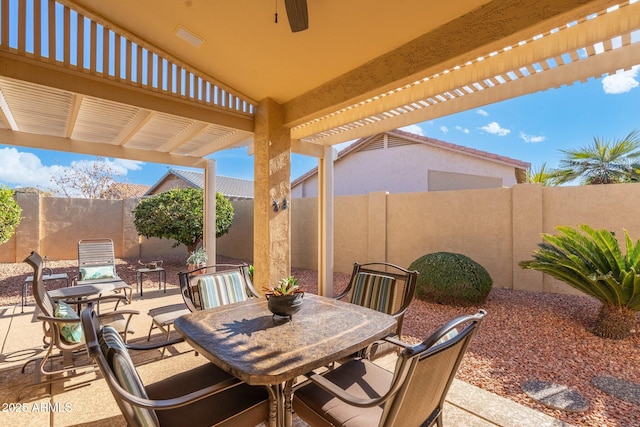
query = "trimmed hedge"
xmin=409 ymin=252 xmax=492 ymax=306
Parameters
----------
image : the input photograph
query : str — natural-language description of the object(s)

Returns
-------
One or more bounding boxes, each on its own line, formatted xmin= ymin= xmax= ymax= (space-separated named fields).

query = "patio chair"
xmin=81 ymin=303 xmax=269 ymax=427
xmin=73 ymin=238 xmax=134 ymax=306
xmin=293 ymin=310 xmax=487 ymax=427
xmin=335 ymin=262 xmax=418 ymax=358
xmin=20 ymin=251 xmax=138 ymax=395
xmin=146 ymin=264 xmax=258 ymax=350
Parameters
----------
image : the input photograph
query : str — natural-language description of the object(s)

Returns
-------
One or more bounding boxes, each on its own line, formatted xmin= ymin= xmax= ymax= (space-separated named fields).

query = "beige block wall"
xmin=5 ymin=183 xmax=640 ymax=297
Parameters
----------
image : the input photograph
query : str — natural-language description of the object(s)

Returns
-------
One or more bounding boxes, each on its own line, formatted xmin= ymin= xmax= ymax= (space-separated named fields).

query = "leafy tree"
xmin=525 ymin=162 xmax=561 ymax=186
xmin=132 ymin=188 xmax=234 ymax=253
xmin=555 ymin=130 xmax=640 ymax=185
xmin=520 ymin=225 xmax=640 ymax=339
xmin=0 ymin=185 xmax=22 ymax=245
xmin=51 ymin=158 xmax=122 ymax=198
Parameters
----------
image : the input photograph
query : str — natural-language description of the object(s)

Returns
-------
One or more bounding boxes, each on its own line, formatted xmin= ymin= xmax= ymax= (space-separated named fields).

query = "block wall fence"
xmin=4 ymin=183 xmax=640 ymax=296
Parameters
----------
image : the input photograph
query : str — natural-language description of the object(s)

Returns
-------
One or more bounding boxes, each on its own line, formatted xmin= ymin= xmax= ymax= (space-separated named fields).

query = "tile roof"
xmin=147 ymin=169 xmax=254 ymax=199
xmin=105 ymin=182 xmax=151 ymax=199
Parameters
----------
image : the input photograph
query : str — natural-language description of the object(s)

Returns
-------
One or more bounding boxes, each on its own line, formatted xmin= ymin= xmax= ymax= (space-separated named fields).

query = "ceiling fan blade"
xmin=284 ymin=0 xmax=308 ymax=32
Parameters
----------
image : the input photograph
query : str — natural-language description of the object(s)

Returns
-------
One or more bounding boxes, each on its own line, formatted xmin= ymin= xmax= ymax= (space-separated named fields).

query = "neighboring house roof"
xmin=145 ymin=168 xmax=254 ymax=199
xmin=292 ymin=129 xmax=530 ymax=187
xmin=104 ymin=182 xmax=150 ymax=199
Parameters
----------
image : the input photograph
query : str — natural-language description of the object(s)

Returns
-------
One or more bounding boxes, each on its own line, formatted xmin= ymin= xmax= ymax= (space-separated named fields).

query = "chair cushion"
xmin=434 ymin=329 xmax=459 ymax=347
xmin=80 ymin=265 xmax=116 ymax=280
xmin=111 ymin=349 xmax=159 ymax=427
xmin=147 ymin=362 xmax=269 ymax=427
xmin=99 ymin=325 xmax=129 ymax=364
xmin=54 ymin=301 xmax=82 ymax=344
xmin=293 ymin=359 xmax=391 ymax=427
xmin=197 ymin=271 xmax=248 ymax=310
xmin=350 ymin=272 xmax=397 ymax=314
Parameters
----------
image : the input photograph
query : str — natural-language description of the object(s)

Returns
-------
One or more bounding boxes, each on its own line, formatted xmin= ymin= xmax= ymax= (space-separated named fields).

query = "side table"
xmin=136 ymin=267 xmax=166 ymax=296
xmin=23 ymin=273 xmax=70 ymax=313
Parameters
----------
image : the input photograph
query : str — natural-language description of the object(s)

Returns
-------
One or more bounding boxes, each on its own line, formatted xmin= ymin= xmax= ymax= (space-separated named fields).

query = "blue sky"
xmin=1 ymin=66 xmax=638 ymax=192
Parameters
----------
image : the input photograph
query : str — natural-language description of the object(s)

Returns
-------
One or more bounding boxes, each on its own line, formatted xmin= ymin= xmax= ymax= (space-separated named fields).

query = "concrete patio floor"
xmin=0 ymin=285 xmax=574 ymax=427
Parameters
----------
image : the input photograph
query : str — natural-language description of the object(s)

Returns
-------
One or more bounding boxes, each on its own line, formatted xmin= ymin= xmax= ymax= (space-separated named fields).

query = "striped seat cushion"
xmin=350 ymin=272 xmax=397 ymax=314
xmin=197 ymin=271 xmax=249 ymax=310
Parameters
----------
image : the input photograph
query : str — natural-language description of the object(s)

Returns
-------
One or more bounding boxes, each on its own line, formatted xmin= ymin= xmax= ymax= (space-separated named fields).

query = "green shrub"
xmin=0 ymin=186 xmax=22 ymax=245
xmin=409 ymin=252 xmax=493 ymax=306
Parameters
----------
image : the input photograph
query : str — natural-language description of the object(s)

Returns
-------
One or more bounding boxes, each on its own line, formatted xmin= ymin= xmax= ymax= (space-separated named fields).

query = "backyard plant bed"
xmin=1 ymin=257 xmax=639 ymax=426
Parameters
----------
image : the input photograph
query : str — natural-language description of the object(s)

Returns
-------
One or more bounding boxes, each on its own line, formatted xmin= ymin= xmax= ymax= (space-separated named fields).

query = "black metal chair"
xmin=81 ymin=303 xmax=269 ymax=427
xmin=293 ymin=310 xmax=487 ymax=427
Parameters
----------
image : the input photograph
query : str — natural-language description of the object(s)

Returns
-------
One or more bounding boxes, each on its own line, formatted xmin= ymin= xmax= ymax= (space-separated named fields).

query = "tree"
xmin=554 ymin=130 xmax=640 ymax=185
xmin=525 ymin=162 xmax=562 ymax=186
xmin=51 ymin=158 xmax=122 ymax=198
xmin=0 ymin=185 xmax=22 ymax=245
xmin=132 ymin=188 xmax=234 ymax=253
xmin=520 ymin=225 xmax=640 ymax=339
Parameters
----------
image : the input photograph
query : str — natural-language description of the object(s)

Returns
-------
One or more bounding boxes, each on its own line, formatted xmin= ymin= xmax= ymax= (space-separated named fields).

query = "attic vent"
xmin=360 ymin=135 xmax=385 ymax=151
xmin=387 ymin=135 xmax=417 ymax=148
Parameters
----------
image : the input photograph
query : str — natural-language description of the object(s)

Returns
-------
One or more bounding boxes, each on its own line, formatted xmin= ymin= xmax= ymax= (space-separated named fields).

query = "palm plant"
xmin=520 ymin=225 xmax=640 ymax=339
xmin=555 ymin=130 xmax=640 ymax=185
xmin=525 ymin=162 xmax=562 ymax=186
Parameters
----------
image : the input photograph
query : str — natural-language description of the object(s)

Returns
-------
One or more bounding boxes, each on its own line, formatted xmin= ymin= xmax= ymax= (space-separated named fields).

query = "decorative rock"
xmin=592 ymin=376 xmax=640 ymax=404
xmin=521 ymin=380 xmax=589 ymax=413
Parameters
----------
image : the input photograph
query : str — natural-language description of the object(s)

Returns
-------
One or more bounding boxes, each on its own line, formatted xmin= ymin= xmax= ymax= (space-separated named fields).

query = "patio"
xmin=0 ymin=266 xmax=572 ymax=427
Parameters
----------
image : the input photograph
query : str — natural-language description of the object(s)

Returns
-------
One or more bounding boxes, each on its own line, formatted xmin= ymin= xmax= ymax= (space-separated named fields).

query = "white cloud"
xmin=455 ymin=125 xmax=470 ymax=134
xmin=0 ymin=148 xmax=143 ymax=190
xmin=602 ymin=68 xmax=639 ymax=94
xmin=480 ymin=121 xmax=510 ymax=136
xmin=519 ymin=132 xmax=546 ymax=143
xmin=440 ymin=126 xmax=449 ymax=134
xmin=399 ymin=124 xmax=423 ymax=136
xmin=477 ymin=109 xmax=489 ymax=116
xmin=0 ymin=147 xmax=54 ymax=189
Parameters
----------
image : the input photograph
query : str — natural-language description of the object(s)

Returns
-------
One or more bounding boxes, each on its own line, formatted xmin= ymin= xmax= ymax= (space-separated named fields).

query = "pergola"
xmin=0 ymin=0 xmax=638 ymax=294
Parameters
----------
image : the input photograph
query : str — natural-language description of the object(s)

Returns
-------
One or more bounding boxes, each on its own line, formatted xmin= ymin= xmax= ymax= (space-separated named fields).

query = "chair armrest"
xmin=108 ymin=373 xmax=244 ymax=410
xmin=36 ymin=314 xmax=84 ymax=324
xmin=382 ymin=335 xmax=412 ymax=349
xmin=304 ymin=371 xmax=395 ymax=408
xmin=125 ymin=337 xmax=185 ymax=351
xmin=99 ymin=309 xmax=139 ymax=319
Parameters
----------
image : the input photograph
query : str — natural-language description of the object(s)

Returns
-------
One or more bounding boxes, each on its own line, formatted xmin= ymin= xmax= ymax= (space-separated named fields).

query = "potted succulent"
xmin=187 ymin=247 xmax=208 ymax=274
xmin=263 ymin=276 xmax=304 ymax=320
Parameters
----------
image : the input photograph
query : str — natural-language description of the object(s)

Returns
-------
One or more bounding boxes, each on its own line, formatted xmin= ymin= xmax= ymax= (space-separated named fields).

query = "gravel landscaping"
xmin=2 ymin=256 xmax=639 ymax=426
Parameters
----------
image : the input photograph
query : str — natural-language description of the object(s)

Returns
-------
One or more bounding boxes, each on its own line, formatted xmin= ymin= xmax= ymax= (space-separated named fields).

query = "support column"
xmin=254 ymin=98 xmax=291 ymax=291
xmin=318 ymin=145 xmax=334 ymax=297
xmin=204 ymin=160 xmax=217 ymax=263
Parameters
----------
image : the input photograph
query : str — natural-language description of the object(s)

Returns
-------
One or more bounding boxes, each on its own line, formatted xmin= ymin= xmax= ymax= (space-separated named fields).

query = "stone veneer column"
xmin=253 ymin=98 xmax=291 ymax=291
xmin=512 ymin=183 xmax=544 ymax=292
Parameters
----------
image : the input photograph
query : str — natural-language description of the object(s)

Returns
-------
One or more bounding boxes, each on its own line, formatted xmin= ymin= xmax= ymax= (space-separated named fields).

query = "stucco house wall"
xmin=292 ymin=130 xmax=528 ymax=198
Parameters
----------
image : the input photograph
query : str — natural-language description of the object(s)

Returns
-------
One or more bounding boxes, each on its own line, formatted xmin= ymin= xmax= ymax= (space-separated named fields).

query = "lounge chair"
xmin=293 ymin=310 xmax=487 ymax=427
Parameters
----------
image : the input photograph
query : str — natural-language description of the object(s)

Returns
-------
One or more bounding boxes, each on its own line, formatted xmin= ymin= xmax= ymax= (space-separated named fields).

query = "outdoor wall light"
xmin=272 ymin=198 xmax=289 ymax=212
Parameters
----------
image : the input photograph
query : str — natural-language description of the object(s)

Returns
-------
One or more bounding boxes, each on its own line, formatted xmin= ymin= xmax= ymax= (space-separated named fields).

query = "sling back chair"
xmin=82 ymin=303 xmax=269 ymax=427
xmin=74 ymin=238 xmax=133 ymax=304
xmin=20 ymin=251 xmax=137 ymax=397
xmin=335 ymin=262 xmax=418 ymax=358
xmin=293 ymin=310 xmax=487 ymax=427
xmin=147 ymin=264 xmax=258 ymax=348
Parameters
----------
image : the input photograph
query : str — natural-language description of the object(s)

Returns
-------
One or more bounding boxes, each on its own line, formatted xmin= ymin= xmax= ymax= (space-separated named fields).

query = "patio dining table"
xmin=174 ymin=293 xmax=397 ymax=427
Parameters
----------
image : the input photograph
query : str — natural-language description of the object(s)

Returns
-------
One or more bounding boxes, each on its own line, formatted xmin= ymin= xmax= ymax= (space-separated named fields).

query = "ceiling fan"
xmin=284 ymin=0 xmax=308 ymax=32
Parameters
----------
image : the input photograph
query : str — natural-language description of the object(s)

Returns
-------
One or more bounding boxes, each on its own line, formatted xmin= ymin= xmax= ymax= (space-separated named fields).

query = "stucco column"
xmin=317 ymin=145 xmax=335 ymax=297
xmin=253 ymin=98 xmax=291 ymax=291
xmin=204 ymin=159 xmax=217 ymax=263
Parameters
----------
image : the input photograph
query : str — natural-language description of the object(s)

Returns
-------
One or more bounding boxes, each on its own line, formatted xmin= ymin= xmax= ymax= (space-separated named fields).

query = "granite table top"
xmin=174 ymin=293 xmax=397 ymax=385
